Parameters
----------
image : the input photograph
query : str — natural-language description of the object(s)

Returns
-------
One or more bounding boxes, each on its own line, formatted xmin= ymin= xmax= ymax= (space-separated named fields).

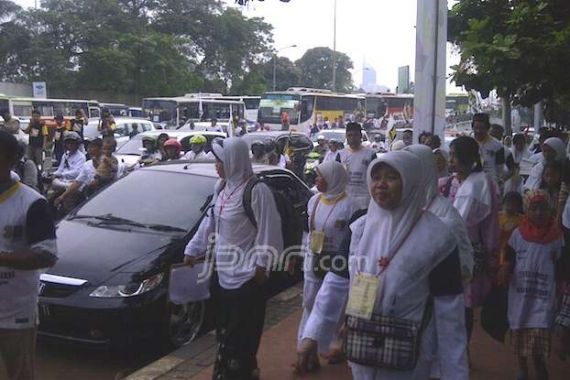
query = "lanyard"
xmin=356 ymin=211 xmax=424 ymax=277
xmin=217 ymin=179 xmax=248 ymax=217
xmin=309 ymin=193 xmax=346 ymax=232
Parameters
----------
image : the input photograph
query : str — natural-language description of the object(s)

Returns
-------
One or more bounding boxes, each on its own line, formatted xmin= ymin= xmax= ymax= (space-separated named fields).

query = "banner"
xmin=32 ymin=81 xmax=47 ymax=98
xmin=414 ymin=0 xmax=447 ymax=143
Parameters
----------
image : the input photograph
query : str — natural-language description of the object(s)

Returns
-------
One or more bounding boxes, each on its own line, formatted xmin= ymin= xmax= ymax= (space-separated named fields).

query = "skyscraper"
xmin=362 ymin=64 xmax=377 ymax=93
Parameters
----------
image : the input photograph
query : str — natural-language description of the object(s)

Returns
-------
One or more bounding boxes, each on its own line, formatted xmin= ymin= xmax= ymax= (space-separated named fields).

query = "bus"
xmin=362 ymin=93 xmax=414 ymax=129
xmin=445 ymin=93 xmax=471 ymax=121
xmin=142 ymin=95 xmax=245 ymax=130
xmin=0 ymin=96 xmax=100 ymax=127
xmin=258 ymin=88 xmax=365 ymax=134
xmin=215 ymin=96 xmax=260 ymax=123
xmin=100 ymin=102 xmax=130 ymax=117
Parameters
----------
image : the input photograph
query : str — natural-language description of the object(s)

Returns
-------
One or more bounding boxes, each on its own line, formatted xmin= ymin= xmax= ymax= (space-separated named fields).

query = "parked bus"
xmin=363 ymin=93 xmax=414 ymax=128
xmin=258 ymin=88 xmax=365 ymax=134
xmin=0 ymin=96 xmax=100 ymax=127
xmin=142 ymin=95 xmax=245 ymax=130
xmin=445 ymin=93 xmax=471 ymax=120
xmin=215 ymin=96 xmax=260 ymax=123
xmin=100 ymin=102 xmax=130 ymax=117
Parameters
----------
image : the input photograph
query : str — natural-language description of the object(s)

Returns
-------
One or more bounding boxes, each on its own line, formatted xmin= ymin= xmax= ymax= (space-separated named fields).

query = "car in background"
xmin=84 ymin=117 xmax=155 ymax=149
xmin=114 ymin=130 xmax=225 ymax=170
xmin=37 ymin=162 xmax=311 ymax=348
xmin=309 ymin=128 xmax=371 ymax=148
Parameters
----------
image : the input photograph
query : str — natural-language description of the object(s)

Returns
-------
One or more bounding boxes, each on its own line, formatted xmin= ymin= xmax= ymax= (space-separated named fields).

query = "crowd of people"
xmin=2 ymin=107 xmax=570 ymax=380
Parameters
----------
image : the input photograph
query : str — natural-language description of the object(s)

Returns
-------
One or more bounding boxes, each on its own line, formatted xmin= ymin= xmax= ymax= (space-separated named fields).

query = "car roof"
xmin=87 ymin=117 xmax=153 ymax=124
xmin=139 ymin=161 xmax=294 ymax=178
xmin=138 ymin=130 xmax=226 ymax=139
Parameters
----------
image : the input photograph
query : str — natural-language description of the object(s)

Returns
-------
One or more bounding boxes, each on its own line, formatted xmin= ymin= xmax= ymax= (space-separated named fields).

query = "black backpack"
xmin=216 ymin=177 xmax=304 ymax=272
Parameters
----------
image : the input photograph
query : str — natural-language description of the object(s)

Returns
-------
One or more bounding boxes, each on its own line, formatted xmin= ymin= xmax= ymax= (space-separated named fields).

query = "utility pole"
xmin=332 ymin=0 xmax=337 ymax=92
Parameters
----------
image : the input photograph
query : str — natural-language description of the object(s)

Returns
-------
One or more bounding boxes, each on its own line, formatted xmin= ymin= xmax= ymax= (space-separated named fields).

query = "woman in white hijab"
xmin=525 ymin=137 xmax=567 ymax=191
xmin=403 ymin=144 xmax=470 ymax=379
xmin=297 ymin=151 xmax=467 ymax=379
xmin=184 ymin=137 xmax=283 ymax=380
xmin=296 ymin=160 xmax=358 ymax=371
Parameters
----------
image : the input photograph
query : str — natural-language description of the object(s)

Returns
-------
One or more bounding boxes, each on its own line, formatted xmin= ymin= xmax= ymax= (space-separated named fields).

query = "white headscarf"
xmin=404 ymin=144 xmax=438 ymax=203
xmin=315 ymin=160 xmax=348 ymax=200
xmin=357 ymin=151 xmax=425 ymax=272
xmin=434 ymin=148 xmax=449 ymax=178
xmin=212 ymin=137 xmax=254 ymax=187
xmin=544 ymin=137 xmax=566 ymax=162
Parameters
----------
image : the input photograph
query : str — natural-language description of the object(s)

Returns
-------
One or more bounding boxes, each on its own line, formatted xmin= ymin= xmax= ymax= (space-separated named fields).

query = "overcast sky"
xmin=14 ymin=0 xmax=462 ymax=92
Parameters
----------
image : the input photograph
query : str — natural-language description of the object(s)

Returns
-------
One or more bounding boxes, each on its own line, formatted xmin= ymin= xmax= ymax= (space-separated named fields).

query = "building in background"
xmin=361 ymin=64 xmax=377 ymax=93
xmin=397 ymin=66 xmax=411 ymax=94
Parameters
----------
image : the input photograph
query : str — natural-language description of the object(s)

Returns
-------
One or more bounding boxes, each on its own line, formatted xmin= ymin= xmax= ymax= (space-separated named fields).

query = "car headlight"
xmin=89 ymin=273 xmax=164 ymax=298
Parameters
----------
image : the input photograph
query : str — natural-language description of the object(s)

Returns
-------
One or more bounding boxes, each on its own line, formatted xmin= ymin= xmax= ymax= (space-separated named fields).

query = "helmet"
xmin=63 ymin=131 xmax=81 ymax=142
xmin=251 ymin=140 xmax=264 ymax=149
xmin=317 ymin=134 xmax=326 ymax=141
xmin=263 ymin=139 xmax=277 ymax=154
xmin=190 ymin=135 xmax=207 ymax=145
xmin=164 ymin=138 xmax=182 ymax=151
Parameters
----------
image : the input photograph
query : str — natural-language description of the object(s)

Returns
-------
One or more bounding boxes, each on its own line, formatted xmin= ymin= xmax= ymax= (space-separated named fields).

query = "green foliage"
xmin=295 ymin=47 xmax=354 ymax=93
xmin=449 ymin=0 xmax=570 ymax=125
xmin=0 ymin=0 xmax=273 ymax=98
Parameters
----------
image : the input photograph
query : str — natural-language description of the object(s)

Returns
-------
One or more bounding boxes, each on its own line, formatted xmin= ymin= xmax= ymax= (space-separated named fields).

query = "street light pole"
xmin=272 ymin=44 xmax=297 ymax=92
xmin=332 ymin=0 xmax=337 ymax=91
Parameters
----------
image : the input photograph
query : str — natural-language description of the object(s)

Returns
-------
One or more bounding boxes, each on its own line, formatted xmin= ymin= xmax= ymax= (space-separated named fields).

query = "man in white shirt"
xmin=472 ymin=113 xmax=505 ymax=183
xmin=205 ymin=118 xmax=223 ymax=133
xmin=183 ymin=135 xmax=214 ymax=161
xmin=0 ymin=131 xmax=57 ymax=380
xmin=54 ymin=138 xmax=103 ymax=211
xmin=51 ymin=132 xmax=86 ymax=192
xmin=335 ymin=122 xmax=377 ymax=209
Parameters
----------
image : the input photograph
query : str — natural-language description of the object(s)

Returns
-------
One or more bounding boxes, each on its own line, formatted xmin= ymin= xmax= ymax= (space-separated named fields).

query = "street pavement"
xmin=131 ymin=283 xmax=569 ymax=380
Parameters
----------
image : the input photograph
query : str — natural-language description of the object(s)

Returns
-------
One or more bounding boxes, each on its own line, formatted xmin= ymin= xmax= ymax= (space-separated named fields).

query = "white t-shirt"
xmin=478 ymin=137 xmax=505 ymax=181
xmin=507 ymin=228 xmax=562 ymax=329
xmin=336 ymin=147 xmax=376 ymax=209
xmin=183 ymin=151 xmax=214 ymax=161
xmin=75 ymin=160 xmax=97 ymax=189
xmin=0 ymin=183 xmax=57 ymax=329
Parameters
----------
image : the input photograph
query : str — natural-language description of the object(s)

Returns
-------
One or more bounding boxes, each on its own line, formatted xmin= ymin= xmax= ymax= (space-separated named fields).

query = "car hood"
xmin=48 ymin=219 xmax=176 ymax=286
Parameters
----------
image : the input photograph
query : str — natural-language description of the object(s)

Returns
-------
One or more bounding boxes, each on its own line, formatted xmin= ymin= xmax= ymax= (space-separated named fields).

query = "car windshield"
xmin=75 ymin=170 xmax=216 ymax=231
xmin=116 ymin=134 xmax=146 ymax=155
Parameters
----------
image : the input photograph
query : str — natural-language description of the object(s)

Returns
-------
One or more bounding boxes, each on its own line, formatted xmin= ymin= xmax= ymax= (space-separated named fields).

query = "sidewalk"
xmin=128 ymin=285 xmax=569 ymax=380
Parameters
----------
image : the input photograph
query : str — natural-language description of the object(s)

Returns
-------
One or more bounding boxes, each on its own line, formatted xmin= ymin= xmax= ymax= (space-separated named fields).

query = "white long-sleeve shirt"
xmin=184 ymin=180 xmax=283 ymax=290
xmin=53 ymin=150 xmax=86 ymax=180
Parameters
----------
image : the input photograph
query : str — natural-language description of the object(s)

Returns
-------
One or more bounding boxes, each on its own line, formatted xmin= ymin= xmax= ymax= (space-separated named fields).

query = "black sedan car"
xmin=38 ymin=162 xmax=311 ymax=348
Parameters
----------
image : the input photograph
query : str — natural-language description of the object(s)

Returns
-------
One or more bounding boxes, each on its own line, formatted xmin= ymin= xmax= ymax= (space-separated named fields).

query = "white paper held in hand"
xmin=169 ymin=263 xmax=211 ymax=305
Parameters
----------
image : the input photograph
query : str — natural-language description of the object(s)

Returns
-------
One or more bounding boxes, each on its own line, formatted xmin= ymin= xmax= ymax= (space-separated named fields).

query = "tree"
xmin=449 ymin=0 xmax=570 ymax=126
xmin=263 ymin=56 xmax=301 ymax=91
xmin=0 ymin=0 xmax=274 ymax=97
xmin=295 ymin=47 xmax=353 ymax=93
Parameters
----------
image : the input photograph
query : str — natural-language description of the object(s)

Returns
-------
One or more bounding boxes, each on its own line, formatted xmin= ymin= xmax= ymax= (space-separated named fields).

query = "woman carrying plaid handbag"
xmin=297 ymin=151 xmax=468 ymax=379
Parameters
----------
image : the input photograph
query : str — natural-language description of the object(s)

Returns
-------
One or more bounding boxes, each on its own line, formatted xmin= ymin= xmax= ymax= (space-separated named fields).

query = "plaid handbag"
xmin=344 ymin=298 xmax=433 ymax=370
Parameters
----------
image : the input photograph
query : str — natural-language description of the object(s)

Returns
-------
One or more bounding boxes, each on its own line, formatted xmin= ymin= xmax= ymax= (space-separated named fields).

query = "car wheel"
xmin=166 ymin=300 xmax=206 ymax=348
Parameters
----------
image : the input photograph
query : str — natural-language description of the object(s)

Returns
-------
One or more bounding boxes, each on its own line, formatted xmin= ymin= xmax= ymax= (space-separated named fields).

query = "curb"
xmin=127 ymin=283 xmax=303 ymax=380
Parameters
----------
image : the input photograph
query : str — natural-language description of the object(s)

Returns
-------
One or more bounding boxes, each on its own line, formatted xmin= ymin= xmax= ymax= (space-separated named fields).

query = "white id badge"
xmin=346 ymin=273 xmax=379 ymax=320
xmin=54 ymin=131 xmax=61 ymax=140
xmin=30 ymin=128 xmax=39 ymax=137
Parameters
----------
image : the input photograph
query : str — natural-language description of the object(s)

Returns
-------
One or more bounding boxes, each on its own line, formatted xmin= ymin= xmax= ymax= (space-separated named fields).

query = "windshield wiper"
xmin=70 ymin=214 xmax=185 ymax=232
xmin=145 ymin=224 xmax=186 ymax=232
xmin=69 ymin=214 xmax=147 ymax=228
